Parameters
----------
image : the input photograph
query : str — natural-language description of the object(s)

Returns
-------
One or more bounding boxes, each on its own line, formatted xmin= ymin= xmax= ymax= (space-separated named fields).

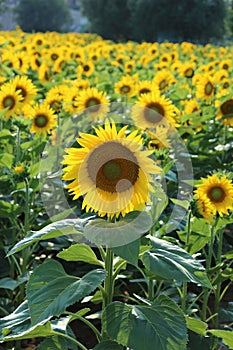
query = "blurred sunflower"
xmin=132 ymin=91 xmax=178 ymax=129
xmin=0 ymin=83 xmax=23 ymax=120
xmin=114 ymin=76 xmax=137 ymax=98
xmin=1 ymin=50 xmax=20 ymax=70
xmin=79 ymin=61 xmax=95 ymax=77
xmin=137 ymin=80 xmax=155 ymax=96
xmin=196 ymin=75 xmax=216 ymax=104
xmin=146 ymin=126 xmax=171 ymax=150
xmin=194 ymin=174 xmax=233 ymax=222
xmin=11 ymin=75 xmax=37 ymax=109
xmin=38 ymin=62 xmax=51 ymax=82
xmin=179 ymin=62 xmax=196 ymax=78
xmin=62 ymin=121 xmax=161 ymax=218
xmin=152 ymin=70 xmax=175 ymax=92
xmin=75 ymin=87 xmax=110 ymax=121
xmin=215 ymin=97 xmax=233 ymax=127
xmin=25 ymin=103 xmax=57 ymax=135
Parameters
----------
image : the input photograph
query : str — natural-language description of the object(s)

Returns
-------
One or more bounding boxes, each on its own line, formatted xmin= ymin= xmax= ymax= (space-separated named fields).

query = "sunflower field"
xmin=0 ymin=28 xmax=233 ymax=350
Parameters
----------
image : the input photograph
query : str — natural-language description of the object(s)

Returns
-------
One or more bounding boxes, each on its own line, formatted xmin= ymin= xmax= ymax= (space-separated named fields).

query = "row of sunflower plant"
xmin=0 ymin=27 xmax=232 ymax=350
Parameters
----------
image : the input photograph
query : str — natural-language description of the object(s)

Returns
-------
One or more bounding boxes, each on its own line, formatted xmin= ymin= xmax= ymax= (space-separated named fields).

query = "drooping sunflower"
xmin=25 ymin=103 xmax=57 ymax=135
xmin=75 ymin=87 xmax=110 ymax=121
xmin=62 ymin=121 xmax=161 ymax=218
xmin=114 ymin=76 xmax=137 ymax=98
xmin=131 ymin=91 xmax=178 ymax=130
xmin=0 ymin=82 xmax=23 ymax=120
xmin=194 ymin=174 xmax=233 ymax=222
xmin=11 ymin=75 xmax=37 ymax=109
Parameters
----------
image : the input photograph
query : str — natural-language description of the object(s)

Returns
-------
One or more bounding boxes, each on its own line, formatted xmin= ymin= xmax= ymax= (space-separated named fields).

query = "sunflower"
xmin=25 ymin=103 xmax=57 ymax=135
xmin=137 ymin=80 xmax=155 ymax=96
xmin=11 ymin=75 xmax=37 ymax=109
xmin=146 ymin=126 xmax=171 ymax=149
xmin=38 ymin=62 xmax=51 ymax=82
xmin=62 ymin=121 xmax=161 ymax=218
xmin=114 ymin=76 xmax=137 ymax=98
xmin=75 ymin=87 xmax=110 ymax=121
xmin=216 ymin=97 xmax=233 ymax=127
xmin=1 ymin=50 xmax=20 ymax=70
xmin=0 ymin=82 xmax=23 ymax=120
xmin=194 ymin=174 xmax=233 ymax=222
xmin=131 ymin=91 xmax=178 ymax=130
xmin=196 ymin=75 xmax=216 ymax=104
xmin=219 ymin=59 xmax=232 ymax=71
xmin=152 ymin=70 xmax=175 ymax=92
xmin=179 ymin=62 xmax=196 ymax=78
xmin=79 ymin=61 xmax=95 ymax=77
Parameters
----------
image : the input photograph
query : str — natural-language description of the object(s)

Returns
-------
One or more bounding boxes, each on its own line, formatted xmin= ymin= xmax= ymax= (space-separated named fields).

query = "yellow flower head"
xmin=62 ymin=121 xmax=161 ymax=218
xmin=194 ymin=174 xmax=233 ymax=222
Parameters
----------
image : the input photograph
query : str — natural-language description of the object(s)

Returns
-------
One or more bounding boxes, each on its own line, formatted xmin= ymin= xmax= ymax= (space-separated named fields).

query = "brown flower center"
xmin=207 ymin=186 xmax=226 ymax=203
xmin=83 ymin=65 xmax=90 ymax=72
xmin=3 ymin=95 xmax=15 ymax=110
xmin=85 ymin=97 xmax=100 ymax=112
xmin=185 ymin=68 xmax=194 ymax=78
xmin=159 ymin=80 xmax=167 ymax=90
xmin=220 ymin=100 xmax=233 ymax=115
xmin=144 ymin=102 xmax=165 ymax=124
xmin=87 ymin=141 xmax=139 ymax=193
xmin=139 ymin=88 xmax=151 ymax=95
xmin=204 ymin=82 xmax=214 ymax=96
xmin=120 ymin=85 xmax=130 ymax=94
xmin=34 ymin=114 xmax=48 ymax=128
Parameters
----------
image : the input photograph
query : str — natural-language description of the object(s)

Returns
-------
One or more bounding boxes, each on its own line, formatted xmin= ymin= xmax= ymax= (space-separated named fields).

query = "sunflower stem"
xmin=181 ymin=209 xmax=192 ymax=312
xmin=213 ymin=228 xmax=224 ymax=328
xmin=101 ymin=247 xmax=114 ymax=340
xmin=201 ymin=217 xmax=218 ymax=322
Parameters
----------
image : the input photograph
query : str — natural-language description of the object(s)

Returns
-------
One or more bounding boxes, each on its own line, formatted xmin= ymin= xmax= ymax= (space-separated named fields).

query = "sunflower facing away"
xmin=194 ymin=174 xmax=233 ymax=222
xmin=62 ymin=121 xmax=161 ymax=218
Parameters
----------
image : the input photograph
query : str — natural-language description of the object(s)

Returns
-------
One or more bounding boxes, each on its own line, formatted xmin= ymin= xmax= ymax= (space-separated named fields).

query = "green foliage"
xmin=80 ymin=0 xmax=131 ymax=41
xmin=15 ymin=0 xmax=73 ymax=32
xmin=80 ymin=0 xmax=226 ymax=42
xmin=102 ymin=296 xmax=188 ymax=350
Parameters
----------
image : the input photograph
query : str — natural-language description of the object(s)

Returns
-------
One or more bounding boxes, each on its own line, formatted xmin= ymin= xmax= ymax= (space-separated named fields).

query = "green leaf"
xmin=142 ymin=236 xmax=212 ymax=288
xmin=84 ymin=211 xmax=152 ymax=248
xmin=7 ymin=218 xmax=91 ymax=256
xmin=93 ymin=340 xmax=124 ymax=350
xmin=0 ymin=153 xmax=14 ymax=169
xmin=103 ymin=295 xmax=187 ymax=350
xmin=186 ymin=316 xmax=207 ymax=336
xmin=36 ymin=336 xmax=69 ymax=350
xmin=112 ymin=238 xmax=140 ymax=266
xmin=0 ymin=200 xmax=21 ymax=218
xmin=0 ymin=300 xmax=76 ymax=344
xmin=0 ymin=276 xmax=28 ymax=291
xmin=170 ymin=198 xmax=190 ymax=210
xmin=57 ymin=243 xmax=103 ymax=266
xmin=209 ymin=330 xmax=233 ymax=349
xmin=26 ymin=259 xmax=107 ymax=325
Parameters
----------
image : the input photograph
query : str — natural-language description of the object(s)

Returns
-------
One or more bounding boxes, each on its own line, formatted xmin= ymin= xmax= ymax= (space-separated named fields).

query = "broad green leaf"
xmin=37 ymin=336 xmax=69 ymax=350
xmin=142 ymin=236 xmax=212 ymax=288
xmin=219 ymin=302 xmax=233 ymax=322
xmin=57 ymin=243 xmax=103 ymax=266
xmin=93 ymin=340 xmax=124 ymax=350
xmin=112 ymin=238 xmax=140 ymax=266
xmin=209 ymin=330 xmax=233 ymax=349
xmin=0 ymin=276 xmax=28 ymax=291
xmin=0 ymin=300 xmax=75 ymax=343
xmin=0 ymin=200 xmax=21 ymax=218
xmin=7 ymin=217 xmax=92 ymax=255
xmin=0 ymin=129 xmax=13 ymax=140
xmin=186 ymin=316 xmax=207 ymax=336
xmin=103 ymin=295 xmax=187 ymax=350
xmin=170 ymin=199 xmax=190 ymax=210
xmin=84 ymin=211 xmax=152 ymax=248
xmin=26 ymin=259 xmax=107 ymax=325
xmin=187 ymin=331 xmax=213 ymax=350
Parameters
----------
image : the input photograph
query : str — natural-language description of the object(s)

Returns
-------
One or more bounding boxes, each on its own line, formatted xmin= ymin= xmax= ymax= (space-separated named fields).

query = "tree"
xmin=80 ymin=0 xmax=226 ymax=43
xmin=15 ymin=0 xmax=73 ymax=33
xmin=80 ymin=0 xmax=131 ymax=41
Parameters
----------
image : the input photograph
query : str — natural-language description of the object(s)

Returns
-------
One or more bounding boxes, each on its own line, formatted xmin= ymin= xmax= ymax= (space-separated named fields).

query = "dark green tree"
xmin=80 ymin=0 xmax=131 ymax=41
xmin=15 ymin=0 xmax=73 ymax=33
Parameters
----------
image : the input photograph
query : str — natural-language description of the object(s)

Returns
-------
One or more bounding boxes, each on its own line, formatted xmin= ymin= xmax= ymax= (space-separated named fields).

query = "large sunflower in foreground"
xmin=25 ymin=103 xmax=57 ymax=135
xmin=62 ymin=121 xmax=161 ymax=218
xmin=194 ymin=174 xmax=233 ymax=222
xmin=131 ymin=91 xmax=178 ymax=129
xmin=75 ymin=87 xmax=110 ymax=121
